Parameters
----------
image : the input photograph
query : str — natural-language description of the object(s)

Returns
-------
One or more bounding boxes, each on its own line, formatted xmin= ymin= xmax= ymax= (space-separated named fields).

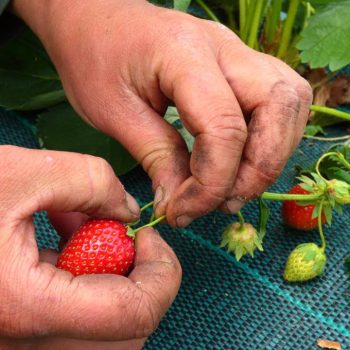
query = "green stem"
xmin=277 ymin=0 xmax=299 ymax=58
xmin=303 ymin=134 xmax=350 ymax=142
xmin=225 ymin=6 xmax=236 ymax=31
xmin=247 ymin=0 xmax=264 ymax=48
xmin=302 ymin=1 xmax=315 ymax=30
xmin=237 ymin=211 xmax=245 ymax=230
xmin=310 ymin=105 xmax=350 ymax=122
xmin=318 ymin=200 xmax=326 ymax=251
xmin=315 ymin=152 xmax=338 ymax=180
xmin=241 ymin=0 xmax=256 ymax=42
xmin=315 ymin=151 xmax=350 ymax=178
xmin=195 ymin=0 xmax=220 ymax=22
xmin=266 ymin=0 xmax=282 ymax=44
xmin=134 ymin=215 xmax=166 ymax=233
xmin=261 ymin=192 xmax=322 ymax=201
xmin=140 ymin=201 xmax=154 ymax=212
xmin=149 ymin=212 xmax=155 ymax=224
xmin=239 ymin=0 xmax=247 ymax=35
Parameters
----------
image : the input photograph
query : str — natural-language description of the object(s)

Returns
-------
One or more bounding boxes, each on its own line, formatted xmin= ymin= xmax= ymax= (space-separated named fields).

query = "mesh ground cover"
xmin=1 ymin=108 xmax=349 ymax=350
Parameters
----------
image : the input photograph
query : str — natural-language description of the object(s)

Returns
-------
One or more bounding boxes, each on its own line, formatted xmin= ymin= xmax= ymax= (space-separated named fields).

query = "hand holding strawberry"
xmin=0 ymin=146 xmax=181 ymax=349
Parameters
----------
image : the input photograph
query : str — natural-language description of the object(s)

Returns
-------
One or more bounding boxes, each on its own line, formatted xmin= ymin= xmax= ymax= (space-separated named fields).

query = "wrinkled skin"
xmin=3 ymin=0 xmax=313 ymax=348
xmin=11 ymin=0 xmax=312 ymax=227
xmin=0 ymin=146 xmax=181 ymax=350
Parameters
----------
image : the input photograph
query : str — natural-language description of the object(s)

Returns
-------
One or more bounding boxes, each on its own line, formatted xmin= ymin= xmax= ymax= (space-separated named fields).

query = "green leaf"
xmin=297 ymin=1 xmax=350 ymax=71
xmin=334 ymin=203 xmax=344 ymax=214
xmin=323 ymin=205 xmax=333 ymax=226
xmin=37 ymin=103 xmax=138 ymax=176
xmin=304 ymin=125 xmax=326 ymax=136
xmin=296 ymin=140 xmax=350 ymax=184
xmin=0 ymin=27 xmax=65 ymax=110
xmin=299 ymin=183 xmax=314 ymax=193
xmin=173 ymin=0 xmax=191 ymax=12
xmin=258 ymin=198 xmax=270 ymax=240
xmin=164 ymin=106 xmax=195 ymax=152
xmin=311 ymin=204 xmax=319 ymax=220
xmin=164 ymin=106 xmax=180 ymax=124
xmin=310 ymin=109 xmax=349 ymax=127
xmin=309 ymin=0 xmax=344 ymax=9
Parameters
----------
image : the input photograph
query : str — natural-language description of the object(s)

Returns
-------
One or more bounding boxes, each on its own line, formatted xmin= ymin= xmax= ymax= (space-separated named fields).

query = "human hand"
xmin=11 ymin=0 xmax=312 ymax=227
xmin=0 ymin=146 xmax=181 ymax=347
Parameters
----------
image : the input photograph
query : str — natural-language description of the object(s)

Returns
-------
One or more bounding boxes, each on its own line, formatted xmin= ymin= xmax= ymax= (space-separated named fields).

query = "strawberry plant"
xmin=221 ymin=147 xmax=350 ymax=283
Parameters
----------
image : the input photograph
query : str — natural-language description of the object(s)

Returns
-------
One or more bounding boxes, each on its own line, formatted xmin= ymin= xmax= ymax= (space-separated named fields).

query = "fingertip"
xmin=134 ymin=227 xmax=179 ymax=268
xmin=125 ymin=192 xmax=141 ymax=219
xmin=220 ymin=198 xmax=245 ymax=214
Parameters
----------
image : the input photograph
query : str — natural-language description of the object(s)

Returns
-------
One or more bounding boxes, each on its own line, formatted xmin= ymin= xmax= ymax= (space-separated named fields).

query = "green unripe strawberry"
xmin=283 ymin=243 xmax=327 ymax=282
xmin=220 ymin=222 xmax=263 ymax=261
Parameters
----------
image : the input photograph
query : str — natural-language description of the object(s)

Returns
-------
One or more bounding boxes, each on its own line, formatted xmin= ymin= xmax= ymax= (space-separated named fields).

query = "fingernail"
xmin=176 ymin=215 xmax=193 ymax=227
xmin=125 ymin=192 xmax=140 ymax=217
xmin=154 ymin=186 xmax=164 ymax=207
xmin=154 ymin=186 xmax=167 ymax=218
xmin=225 ymin=199 xmax=244 ymax=213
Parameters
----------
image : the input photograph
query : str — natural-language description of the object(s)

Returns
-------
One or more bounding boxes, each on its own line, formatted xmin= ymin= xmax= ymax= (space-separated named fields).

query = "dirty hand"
xmin=0 ymin=146 xmax=181 ymax=348
xmin=11 ymin=0 xmax=313 ymax=227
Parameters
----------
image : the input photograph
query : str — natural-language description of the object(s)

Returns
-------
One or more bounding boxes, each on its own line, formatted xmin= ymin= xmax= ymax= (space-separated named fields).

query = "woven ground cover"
xmin=1 ymin=108 xmax=349 ymax=350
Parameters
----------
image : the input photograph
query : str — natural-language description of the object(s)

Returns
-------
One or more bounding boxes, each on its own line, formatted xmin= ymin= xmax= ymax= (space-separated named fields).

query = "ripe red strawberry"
xmin=282 ymin=184 xmax=326 ymax=230
xmin=56 ymin=219 xmax=135 ymax=276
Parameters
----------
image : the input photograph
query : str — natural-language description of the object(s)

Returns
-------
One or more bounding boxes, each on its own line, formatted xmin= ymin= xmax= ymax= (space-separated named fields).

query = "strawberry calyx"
xmin=126 ymin=226 xmax=136 ymax=238
xmin=126 ymin=200 xmax=166 ymax=239
xmin=220 ymin=221 xmax=263 ymax=261
xmin=126 ymin=215 xmax=166 ymax=238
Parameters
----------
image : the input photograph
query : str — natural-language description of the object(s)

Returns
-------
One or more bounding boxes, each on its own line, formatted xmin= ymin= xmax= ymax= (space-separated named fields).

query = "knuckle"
xmin=140 ymin=140 xmax=187 ymax=178
xmin=82 ymin=155 xmax=115 ymax=210
xmin=246 ymin=158 xmax=283 ymax=185
xmin=204 ymin=109 xmax=247 ymax=144
xmin=88 ymin=156 xmax=114 ymax=187
xmin=165 ymin=17 xmax=202 ymax=45
xmin=269 ymin=81 xmax=301 ymax=120
xmin=295 ymin=78 xmax=313 ymax=105
xmin=271 ymin=80 xmax=299 ymax=104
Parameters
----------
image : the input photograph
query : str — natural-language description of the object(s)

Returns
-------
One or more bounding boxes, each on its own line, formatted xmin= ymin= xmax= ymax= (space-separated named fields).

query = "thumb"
xmin=1 ymin=146 xmax=140 ymax=223
xmin=35 ymin=228 xmax=181 ymax=340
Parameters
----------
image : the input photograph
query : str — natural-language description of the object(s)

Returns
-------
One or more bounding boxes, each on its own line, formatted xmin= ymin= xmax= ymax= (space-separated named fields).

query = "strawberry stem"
xmin=237 ymin=211 xmax=245 ymax=230
xmin=316 ymin=151 xmax=350 ymax=181
xmin=195 ymin=0 xmax=220 ymax=22
xmin=318 ymin=200 xmax=326 ymax=251
xmin=261 ymin=192 xmax=322 ymax=201
xmin=303 ymin=134 xmax=350 ymax=142
xmin=140 ymin=201 xmax=154 ymax=212
xmin=134 ymin=215 xmax=166 ymax=233
xmin=310 ymin=105 xmax=350 ymax=122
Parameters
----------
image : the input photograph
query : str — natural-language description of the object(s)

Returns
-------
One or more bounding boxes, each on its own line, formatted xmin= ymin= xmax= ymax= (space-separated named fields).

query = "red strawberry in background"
xmin=282 ymin=184 xmax=326 ymax=230
xmin=56 ymin=219 xmax=135 ymax=276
